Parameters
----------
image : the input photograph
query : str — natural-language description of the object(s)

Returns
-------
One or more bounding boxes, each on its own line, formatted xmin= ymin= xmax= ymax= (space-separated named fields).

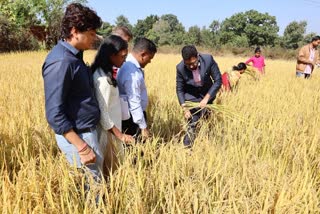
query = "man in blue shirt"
xmin=117 ymin=38 xmax=157 ymax=140
xmin=42 ymin=3 xmax=103 ymax=180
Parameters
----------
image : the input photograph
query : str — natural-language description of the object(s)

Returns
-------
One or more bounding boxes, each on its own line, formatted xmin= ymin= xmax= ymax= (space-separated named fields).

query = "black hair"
xmin=91 ymin=35 xmax=128 ymax=87
xmin=254 ymin=47 xmax=261 ymax=53
xmin=60 ymin=3 xmax=102 ymax=40
xmin=132 ymin=37 xmax=157 ymax=54
xmin=311 ymin=35 xmax=320 ymax=42
xmin=233 ymin=62 xmax=247 ymax=71
xmin=181 ymin=45 xmax=198 ymax=60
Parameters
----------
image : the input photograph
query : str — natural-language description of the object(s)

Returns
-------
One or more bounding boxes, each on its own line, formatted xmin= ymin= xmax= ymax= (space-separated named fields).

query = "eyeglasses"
xmin=184 ymin=58 xmax=199 ymax=69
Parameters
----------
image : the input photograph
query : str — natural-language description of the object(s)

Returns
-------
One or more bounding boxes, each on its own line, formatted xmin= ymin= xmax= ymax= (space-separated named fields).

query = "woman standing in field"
xmin=92 ymin=35 xmax=134 ymax=177
xmin=221 ymin=62 xmax=247 ymax=92
xmin=245 ymin=47 xmax=266 ymax=75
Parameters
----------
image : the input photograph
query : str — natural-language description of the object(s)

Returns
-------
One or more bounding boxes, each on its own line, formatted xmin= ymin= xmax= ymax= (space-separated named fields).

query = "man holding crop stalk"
xmin=176 ymin=45 xmax=222 ymax=147
xmin=42 ymin=3 xmax=104 ymax=181
xmin=296 ymin=35 xmax=320 ymax=79
xmin=117 ymin=38 xmax=157 ymax=140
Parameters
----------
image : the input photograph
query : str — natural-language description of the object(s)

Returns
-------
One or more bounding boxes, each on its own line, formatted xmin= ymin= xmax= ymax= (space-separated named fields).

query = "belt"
xmin=74 ymin=127 xmax=96 ymax=134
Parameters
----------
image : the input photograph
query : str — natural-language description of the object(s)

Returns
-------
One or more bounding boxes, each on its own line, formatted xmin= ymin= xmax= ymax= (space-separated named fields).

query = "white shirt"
xmin=304 ymin=47 xmax=315 ymax=74
xmin=117 ymin=54 xmax=148 ymax=129
xmin=93 ymin=68 xmax=122 ymax=131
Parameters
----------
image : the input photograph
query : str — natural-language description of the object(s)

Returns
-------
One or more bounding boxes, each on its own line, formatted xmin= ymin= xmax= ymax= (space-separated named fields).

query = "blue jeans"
xmin=55 ymin=130 xmax=105 ymax=181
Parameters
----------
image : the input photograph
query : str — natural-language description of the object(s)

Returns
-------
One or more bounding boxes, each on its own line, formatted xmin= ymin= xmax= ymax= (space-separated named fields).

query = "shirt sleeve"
xmin=176 ymin=66 xmax=185 ymax=105
xmin=42 ymin=60 xmax=73 ymax=134
xmin=94 ymin=73 xmax=115 ymax=131
xmin=245 ymin=57 xmax=253 ymax=64
xmin=124 ymin=72 xmax=147 ymax=129
xmin=297 ymin=46 xmax=310 ymax=64
xmin=207 ymin=56 xmax=222 ymax=99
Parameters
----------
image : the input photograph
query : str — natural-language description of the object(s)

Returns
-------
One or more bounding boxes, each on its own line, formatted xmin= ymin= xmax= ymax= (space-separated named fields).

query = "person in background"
xmin=221 ymin=62 xmax=247 ymax=92
xmin=111 ymin=26 xmax=133 ymax=79
xmin=92 ymin=35 xmax=134 ymax=178
xmin=296 ymin=35 xmax=320 ymax=79
xmin=117 ymin=38 xmax=157 ymax=140
xmin=245 ymin=47 xmax=266 ymax=75
xmin=42 ymin=3 xmax=103 ymax=180
xmin=176 ymin=45 xmax=222 ymax=147
xmin=111 ymin=26 xmax=133 ymax=43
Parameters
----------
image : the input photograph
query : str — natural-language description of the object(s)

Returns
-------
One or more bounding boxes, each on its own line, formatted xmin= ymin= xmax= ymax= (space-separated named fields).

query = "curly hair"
xmin=60 ymin=3 xmax=102 ymax=40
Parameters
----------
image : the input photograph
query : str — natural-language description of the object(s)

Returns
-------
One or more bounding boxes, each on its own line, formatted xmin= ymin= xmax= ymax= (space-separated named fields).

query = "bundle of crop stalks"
xmin=244 ymin=66 xmax=259 ymax=80
xmin=183 ymin=101 xmax=246 ymax=123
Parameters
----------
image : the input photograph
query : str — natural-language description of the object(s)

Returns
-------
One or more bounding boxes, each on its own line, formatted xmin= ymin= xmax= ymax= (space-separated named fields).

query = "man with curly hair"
xmin=42 ymin=3 xmax=104 ymax=180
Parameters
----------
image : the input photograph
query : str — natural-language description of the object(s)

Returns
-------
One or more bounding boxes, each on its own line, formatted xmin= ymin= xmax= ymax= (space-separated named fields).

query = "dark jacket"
xmin=176 ymin=53 xmax=222 ymax=105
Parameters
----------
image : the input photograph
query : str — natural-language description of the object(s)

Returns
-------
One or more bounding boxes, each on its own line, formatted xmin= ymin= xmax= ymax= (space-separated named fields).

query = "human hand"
xmin=184 ymin=109 xmax=192 ymax=119
xmin=78 ymin=144 xmax=96 ymax=165
xmin=121 ymin=134 xmax=135 ymax=144
xmin=199 ymin=98 xmax=209 ymax=108
xmin=141 ymin=128 xmax=150 ymax=139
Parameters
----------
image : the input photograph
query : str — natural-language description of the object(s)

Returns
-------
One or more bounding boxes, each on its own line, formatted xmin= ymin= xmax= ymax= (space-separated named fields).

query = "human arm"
xmin=94 ymin=73 xmax=134 ymax=143
xmin=123 ymin=72 xmax=148 ymax=133
xmin=245 ymin=57 xmax=253 ymax=65
xmin=297 ymin=46 xmax=314 ymax=65
xmin=176 ymin=66 xmax=192 ymax=119
xmin=63 ymin=129 xmax=96 ymax=165
xmin=206 ymin=56 xmax=222 ymax=101
xmin=43 ymin=61 xmax=95 ymax=164
xmin=109 ymin=126 xmax=135 ymax=143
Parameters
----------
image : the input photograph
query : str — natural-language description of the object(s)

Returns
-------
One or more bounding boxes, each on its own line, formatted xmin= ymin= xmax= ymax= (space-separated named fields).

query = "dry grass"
xmin=0 ymin=50 xmax=320 ymax=213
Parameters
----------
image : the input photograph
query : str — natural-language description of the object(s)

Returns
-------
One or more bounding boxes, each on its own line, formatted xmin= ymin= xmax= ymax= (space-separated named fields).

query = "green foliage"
xmin=115 ymin=15 xmax=133 ymax=32
xmin=281 ymin=21 xmax=307 ymax=49
xmin=303 ymin=32 xmax=317 ymax=44
xmin=133 ymin=15 xmax=158 ymax=40
xmin=220 ymin=10 xmax=279 ymax=47
xmin=0 ymin=15 xmax=39 ymax=52
xmin=147 ymin=14 xmax=185 ymax=46
xmin=0 ymin=0 xmax=87 ymax=50
xmin=185 ymin=25 xmax=201 ymax=45
xmin=98 ymin=21 xmax=113 ymax=37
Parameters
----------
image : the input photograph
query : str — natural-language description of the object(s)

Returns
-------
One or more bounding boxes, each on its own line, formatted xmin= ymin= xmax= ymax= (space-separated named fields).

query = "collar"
xmin=309 ymin=43 xmax=317 ymax=51
xmin=126 ymin=53 xmax=141 ymax=69
xmin=59 ymin=40 xmax=82 ymax=58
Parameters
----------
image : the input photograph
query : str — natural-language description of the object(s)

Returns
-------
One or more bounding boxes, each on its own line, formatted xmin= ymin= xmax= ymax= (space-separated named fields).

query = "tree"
xmin=115 ymin=15 xmax=132 ymax=31
xmin=200 ymin=20 xmax=221 ymax=48
xmin=98 ymin=21 xmax=113 ymax=37
xmin=147 ymin=19 xmax=171 ymax=45
xmin=281 ymin=21 xmax=307 ymax=49
xmin=133 ymin=15 xmax=158 ymax=39
xmin=185 ymin=25 xmax=201 ymax=45
xmin=147 ymin=14 xmax=185 ymax=46
xmin=0 ymin=0 xmax=87 ymax=50
xmin=304 ymin=32 xmax=317 ymax=44
xmin=220 ymin=10 xmax=279 ymax=47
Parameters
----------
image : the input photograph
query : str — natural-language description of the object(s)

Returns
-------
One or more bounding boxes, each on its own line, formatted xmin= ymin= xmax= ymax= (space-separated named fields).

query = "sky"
xmin=88 ymin=0 xmax=320 ymax=35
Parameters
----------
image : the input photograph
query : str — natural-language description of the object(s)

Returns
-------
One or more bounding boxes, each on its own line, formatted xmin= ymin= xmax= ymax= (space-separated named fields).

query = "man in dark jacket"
xmin=176 ymin=45 xmax=222 ymax=147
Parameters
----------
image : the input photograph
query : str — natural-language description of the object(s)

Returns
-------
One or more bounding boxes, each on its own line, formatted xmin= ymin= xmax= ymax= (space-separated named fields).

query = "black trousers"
xmin=183 ymin=108 xmax=210 ymax=147
xmin=122 ymin=111 xmax=147 ymax=138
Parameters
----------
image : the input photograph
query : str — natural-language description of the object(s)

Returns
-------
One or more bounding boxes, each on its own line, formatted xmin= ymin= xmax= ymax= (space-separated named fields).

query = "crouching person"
xmin=176 ymin=45 xmax=222 ymax=147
